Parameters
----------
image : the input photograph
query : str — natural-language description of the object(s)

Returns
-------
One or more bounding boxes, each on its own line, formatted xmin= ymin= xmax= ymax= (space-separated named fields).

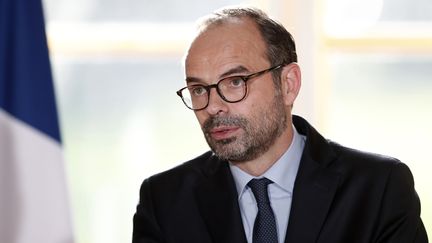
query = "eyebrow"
xmin=185 ymin=65 xmax=250 ymax=84
xmin=185 ymin=76 xmax=203 ymax=84
xmin=219 ymin=65 xmax=250 ymax=78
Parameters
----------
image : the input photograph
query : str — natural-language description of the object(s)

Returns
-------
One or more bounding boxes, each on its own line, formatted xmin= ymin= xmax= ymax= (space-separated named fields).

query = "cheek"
xmin=243 ymin=89 xmax=274 ymax=110
xmin=230 ymin=101 xmax=260 ymax=123
xmin=249 ymin=79 xmax=276 ymax=99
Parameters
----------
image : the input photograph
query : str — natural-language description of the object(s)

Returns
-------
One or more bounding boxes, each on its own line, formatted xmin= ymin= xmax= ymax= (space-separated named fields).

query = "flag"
xmin=0 ymin=0 xmax=74 ymax=242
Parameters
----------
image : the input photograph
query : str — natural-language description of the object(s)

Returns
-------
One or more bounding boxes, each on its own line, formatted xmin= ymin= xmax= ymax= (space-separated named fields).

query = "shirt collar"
xmin=229 ymin=125 xmax=306 ymax=200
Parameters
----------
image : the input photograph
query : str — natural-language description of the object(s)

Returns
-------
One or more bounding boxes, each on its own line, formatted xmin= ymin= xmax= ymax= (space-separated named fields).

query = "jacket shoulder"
xmin=329 ymin=140 xmax=403 ymax=168
xmin=139 ymin=151 xmax=223 ymax=196
xmin=326 ymin=141 xmax=415 ymax=186
xmin=150 ymin=151 xmax=218 ymax=180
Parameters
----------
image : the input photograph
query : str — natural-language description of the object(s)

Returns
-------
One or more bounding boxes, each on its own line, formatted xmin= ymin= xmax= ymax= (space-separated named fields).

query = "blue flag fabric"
xmin=0 ymin=0 xmax=60 ymax=141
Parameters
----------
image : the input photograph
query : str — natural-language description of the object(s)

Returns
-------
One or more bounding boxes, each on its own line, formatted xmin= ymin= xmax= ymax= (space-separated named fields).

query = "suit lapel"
xmin=195 ymin=158 xmax=247 ymax=243
xmin=284 ymin=152 xmax=340 ymax=243
xmin=284 ymin=116 xmax=341 ymax=243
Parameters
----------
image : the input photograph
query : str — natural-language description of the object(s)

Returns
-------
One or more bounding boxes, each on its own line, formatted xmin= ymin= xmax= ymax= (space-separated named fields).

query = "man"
xmin=132 ymin=6 xmax=428 ymax=243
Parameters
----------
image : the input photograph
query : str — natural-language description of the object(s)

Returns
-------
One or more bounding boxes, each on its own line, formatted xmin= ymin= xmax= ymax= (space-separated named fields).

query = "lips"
xmin=209 ymin=126 xmax=240 ymax=140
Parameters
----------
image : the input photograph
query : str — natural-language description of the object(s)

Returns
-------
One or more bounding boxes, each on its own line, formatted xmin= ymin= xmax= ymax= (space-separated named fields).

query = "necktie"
xmin=248 ymin=178 xmax=278 ymax=243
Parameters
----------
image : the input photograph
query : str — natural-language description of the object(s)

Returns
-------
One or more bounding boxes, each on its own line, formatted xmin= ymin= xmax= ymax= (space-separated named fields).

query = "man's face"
xmin=184 ymin=18 xmax=288 ymax=162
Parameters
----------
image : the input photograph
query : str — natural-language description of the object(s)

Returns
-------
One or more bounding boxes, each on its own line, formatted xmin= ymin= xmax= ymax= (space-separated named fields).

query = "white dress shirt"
xmin=229 ymin=126 xmax=306 ymax=243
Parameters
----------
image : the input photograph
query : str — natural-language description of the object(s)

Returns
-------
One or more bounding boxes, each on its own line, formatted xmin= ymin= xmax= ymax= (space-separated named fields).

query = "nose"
xmin=205 ymin=87 xmax=228 ymax=115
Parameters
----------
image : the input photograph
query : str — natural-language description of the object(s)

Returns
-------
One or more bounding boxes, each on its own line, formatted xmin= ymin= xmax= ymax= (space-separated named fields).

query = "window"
xmin=44 ymin=0 xmax=431 ymax=242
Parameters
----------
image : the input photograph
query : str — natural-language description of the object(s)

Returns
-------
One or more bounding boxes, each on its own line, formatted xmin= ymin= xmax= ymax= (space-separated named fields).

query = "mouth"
xmin=209 ymin=126 xmax=240 ymax=140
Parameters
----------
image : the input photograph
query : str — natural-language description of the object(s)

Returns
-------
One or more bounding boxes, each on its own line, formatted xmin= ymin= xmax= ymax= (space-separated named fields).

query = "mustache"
xmin=203 ymin=116 xmax=248 ymax=132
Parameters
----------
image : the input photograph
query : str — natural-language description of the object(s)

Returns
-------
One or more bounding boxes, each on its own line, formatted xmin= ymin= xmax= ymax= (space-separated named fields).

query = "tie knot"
xmin=248 ymin=178 xmax=273 ymax=205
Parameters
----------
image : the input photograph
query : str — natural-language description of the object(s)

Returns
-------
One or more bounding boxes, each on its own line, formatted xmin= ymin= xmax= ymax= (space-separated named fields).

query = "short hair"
xmin=197 ymin=6 xmax=297 ymax=71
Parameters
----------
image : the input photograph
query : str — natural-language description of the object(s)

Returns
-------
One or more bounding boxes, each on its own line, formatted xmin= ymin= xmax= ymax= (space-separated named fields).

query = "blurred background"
xmin=41 ymin=0 xmax=431 ymax=242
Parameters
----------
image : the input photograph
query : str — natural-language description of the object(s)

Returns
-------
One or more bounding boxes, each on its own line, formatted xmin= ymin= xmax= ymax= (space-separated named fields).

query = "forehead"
xmin=185 ymin=18 xmax=269 ymax=78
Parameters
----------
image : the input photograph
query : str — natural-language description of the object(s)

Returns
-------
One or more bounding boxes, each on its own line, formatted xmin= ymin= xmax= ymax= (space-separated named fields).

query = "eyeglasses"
xmin=176 ymin=64 xmax=284 ymax=111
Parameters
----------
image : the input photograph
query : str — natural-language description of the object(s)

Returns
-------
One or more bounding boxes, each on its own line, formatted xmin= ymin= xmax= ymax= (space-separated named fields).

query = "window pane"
xmin=380 ymin=0 xmax=432 ymax=22
xmin=43 ymin=0 xmax=243 ymax=22
xmin=327 ymin=54 xmax=432 ymax=154
xmin=324 ymin=0 xmax=432 ymax=36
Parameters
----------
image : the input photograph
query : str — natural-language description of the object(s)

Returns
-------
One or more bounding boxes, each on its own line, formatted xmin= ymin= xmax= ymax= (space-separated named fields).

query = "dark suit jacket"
xmin=133 ymin=115 xmax=428 ymax=243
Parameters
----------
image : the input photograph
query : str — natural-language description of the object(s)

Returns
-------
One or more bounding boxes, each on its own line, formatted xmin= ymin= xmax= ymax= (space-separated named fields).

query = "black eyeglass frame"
xmin=176 ymin=64 xmax=285 ymax=111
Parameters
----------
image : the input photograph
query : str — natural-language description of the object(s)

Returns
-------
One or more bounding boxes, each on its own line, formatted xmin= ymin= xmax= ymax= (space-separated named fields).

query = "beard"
xmin=202 ymin=92 xmax=288 ymax=162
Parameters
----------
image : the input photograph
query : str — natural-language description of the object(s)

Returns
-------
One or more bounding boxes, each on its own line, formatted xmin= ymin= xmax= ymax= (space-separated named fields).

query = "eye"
xmin=189 ymin=85 xmax=207 ymax=96
xmin=228 ymin=77 xmax=245 ymax=87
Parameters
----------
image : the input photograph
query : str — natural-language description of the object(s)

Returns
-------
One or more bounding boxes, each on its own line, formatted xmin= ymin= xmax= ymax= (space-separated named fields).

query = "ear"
xmin=280 ymin=63 xmax=301 ymax=106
